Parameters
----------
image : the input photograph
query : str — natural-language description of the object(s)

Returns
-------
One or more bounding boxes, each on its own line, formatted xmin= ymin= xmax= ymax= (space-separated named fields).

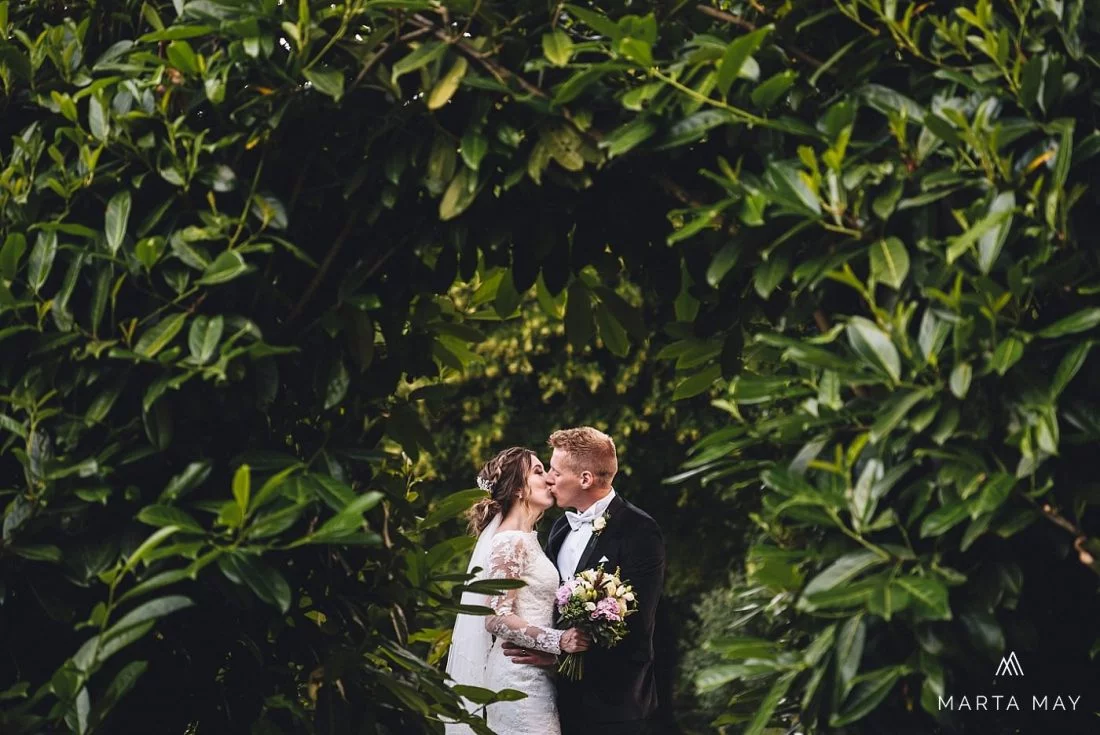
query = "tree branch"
xmin=695 ymin=4 xmax=828 ymax=72
xmin=350 ymin=27 xmax=434 ymax=92
xmin=288 ymin=213 xmax=361 ymax=323
xmin=1036 ymin=501 xmax=1100 ymax=576
xmin=407 ymin=14 xmax=550 ymax=101
xmin=653 ymin=174 xmax=708 ymax=209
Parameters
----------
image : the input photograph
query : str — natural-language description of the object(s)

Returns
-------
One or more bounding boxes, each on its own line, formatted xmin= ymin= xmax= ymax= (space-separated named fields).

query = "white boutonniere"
xmin=592 ymin=511 xmax=610 ymax=536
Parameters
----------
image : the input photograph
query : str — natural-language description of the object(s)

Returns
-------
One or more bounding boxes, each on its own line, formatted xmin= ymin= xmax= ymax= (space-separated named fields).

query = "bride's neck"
xmin=498 ymin=506 xmax=537 ymax=533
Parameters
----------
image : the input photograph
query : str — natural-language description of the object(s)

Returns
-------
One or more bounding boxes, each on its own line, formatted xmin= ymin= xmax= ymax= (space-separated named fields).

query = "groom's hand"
xmin=501 ymin=642 xmax=557 ymax=667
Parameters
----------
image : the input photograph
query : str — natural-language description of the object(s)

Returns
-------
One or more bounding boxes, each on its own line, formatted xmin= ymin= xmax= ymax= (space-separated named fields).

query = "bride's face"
xmin=522 ymin=457 xmax=555 ymax=511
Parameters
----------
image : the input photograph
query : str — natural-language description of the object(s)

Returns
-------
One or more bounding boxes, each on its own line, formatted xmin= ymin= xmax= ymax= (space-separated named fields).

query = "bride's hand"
xmin=501 ymin=642 xmax=557 ymax=666
xmin=559 ymin=628 xmax=591 ymax=654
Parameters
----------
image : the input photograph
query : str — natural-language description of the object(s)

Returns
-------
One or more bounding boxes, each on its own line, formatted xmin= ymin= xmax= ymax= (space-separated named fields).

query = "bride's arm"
xmin=483 ymin=535 xmax=564 ymax=655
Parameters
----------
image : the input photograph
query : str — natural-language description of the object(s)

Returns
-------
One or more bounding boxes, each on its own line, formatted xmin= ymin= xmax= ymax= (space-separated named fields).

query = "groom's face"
xmin=548 ymin=448 xmax=584 ymax=509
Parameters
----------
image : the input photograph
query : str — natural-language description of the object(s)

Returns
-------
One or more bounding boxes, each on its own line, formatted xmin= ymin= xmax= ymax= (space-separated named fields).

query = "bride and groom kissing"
xmin=445 ymin=427 xmax=666 ymax=735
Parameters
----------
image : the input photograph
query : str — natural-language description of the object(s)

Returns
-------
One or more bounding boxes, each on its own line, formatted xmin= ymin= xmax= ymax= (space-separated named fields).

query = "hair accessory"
xmin=477 ymin=476 xmax=495 ymax=493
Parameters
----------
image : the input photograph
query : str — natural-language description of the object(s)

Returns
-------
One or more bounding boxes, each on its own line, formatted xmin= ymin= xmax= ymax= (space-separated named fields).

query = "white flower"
xmin=616 ymin=585 xmax=627 ymax=597
xmin=624 ymin=592 xmax=635 ymax=602
xmin=593 ymin=516 xmax=607 ymax=532
xmin=584 ymin=602 xmax=597 ymax=611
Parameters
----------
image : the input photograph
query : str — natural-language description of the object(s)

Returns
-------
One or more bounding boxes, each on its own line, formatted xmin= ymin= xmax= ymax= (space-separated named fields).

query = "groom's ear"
xmin=579 ymin=470 xmax=593 ymax=488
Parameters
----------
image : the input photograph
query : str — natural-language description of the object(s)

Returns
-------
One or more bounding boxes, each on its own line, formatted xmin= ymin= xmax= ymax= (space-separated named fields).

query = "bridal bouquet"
xmin=554 ymin=566 xmax=637 ymax=680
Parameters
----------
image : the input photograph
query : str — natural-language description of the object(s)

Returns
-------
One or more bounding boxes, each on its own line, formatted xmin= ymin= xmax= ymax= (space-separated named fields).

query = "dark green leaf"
xmin=894 ymin=577 xmax=951 ymax=620
xmin=323 ymin=359 xmax=349 ymax=410
xmin=801 ymin=550 xmax=886 ymax=600
xmin=869 ymin=237 xmax=909 ymax=289
xmin=836 ymin=615 xmax=866 ymax=691
xmin=657 ymin=110 xmax=739 ymax=150
xmin=427 ymin=57 xmax=467 ymax=110
xmin=198 ymin=250 xmax=249 ymax=285
xmin=564 ymin=281 xmax=594 ymax=350
xmin=977 ymin=192 xmax=1015 ymax=274
xmin=188 ymin=315 xmax=224 ymax=363
xmin=744 ymin=670 xmax=799 ymax=735
xmin=422 ymin=488 xmax=486 ymax=530
xmin=1052 ymin=340 xmax=1091 ymax=396
xmin=847 ymin=317 xmax=901 ymax=382
xmin=134 ymin=313 xmax=187 ymax=358
xmin=595 ymin=304 xmax=629 ymax=356
xmin=870 ymin=389 xmax=931 ymax=444
xmin=717 ymin=27 xmax=771 ymax=98
xmin=600 ymin=118 xmax=657 ymax=158
xmin=753 ymin=254 xmax=789 ymax=299
xmin=750 ymin=70 xmax=797 ymax=109
xmin=542 ymin=29 xmax=573 ymax=67
xmin=0 ymin=233 xmax=26 ymax=281
xmin=28 ymin=231 xmax=58 ymax=293
xmin=831 ymin=666 xmax=907 ymax=727
xmin=706 ymin=243 xmax=741 ymax=287
xmin=672 ymin=364 xmax=721 ymax=400
xmin=974 ymin=473 xmax=1015 ymax=516
xmin=920 ymin=502 xmax=970 ymax=538
xmin=105 ymin=191 xmax=131 ymax=256
xmin=990 ymin=336 xmax=1024 ymax=375
xmin=1038 ymin=308 xmax=1100 ymax=338
xmin=217 ymin=552 xmax=291 ymax=613
xmin=137 ymin=505 xmax=204 ymax=534
xmin=949 ymin=362 xmax=972 ymax=399
xmin=564 ymin=5 xmax=621 ymax=39
xmin=391 ymin=42 xmax=446 ymax=86
xmin=110 ymin=595 xmax=193 ymax=634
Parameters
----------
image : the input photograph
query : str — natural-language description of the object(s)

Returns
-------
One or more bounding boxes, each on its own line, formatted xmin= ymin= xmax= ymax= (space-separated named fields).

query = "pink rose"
xmin=592 ymin=596 xmax=622 ymax=622
xmin=555 ymin=580 xmax=576 ymax=607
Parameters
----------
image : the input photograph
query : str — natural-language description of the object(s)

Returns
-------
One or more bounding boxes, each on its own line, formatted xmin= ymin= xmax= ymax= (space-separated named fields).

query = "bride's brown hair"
xmin=466 ymin=447 xmax=539 ymax=535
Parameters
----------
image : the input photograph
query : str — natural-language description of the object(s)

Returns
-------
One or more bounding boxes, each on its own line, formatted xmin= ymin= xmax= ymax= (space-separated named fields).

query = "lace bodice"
xmin=483 ymin=530 xmax=564 ymax=655
xmin=444 ymin=528 xmax=562 ymax=735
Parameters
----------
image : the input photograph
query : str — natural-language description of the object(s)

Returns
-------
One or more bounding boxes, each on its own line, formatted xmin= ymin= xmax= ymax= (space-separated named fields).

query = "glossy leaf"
xmin=869 ymin=237 xmax=909 ymax=289
xmin=304 ymin=66 xmax=344 ymax=101
xmin=717 ymin=27 xmax=771 ymax=98
xmin=542 ymin=29 xmax=573 ymax=67
xmin=847 ymin=317 xmax=901 ymax=382
xmin=134 ymin=313 xmax=187 ymax=358
xmin=105 ymin=191 xmax=131 ymax=255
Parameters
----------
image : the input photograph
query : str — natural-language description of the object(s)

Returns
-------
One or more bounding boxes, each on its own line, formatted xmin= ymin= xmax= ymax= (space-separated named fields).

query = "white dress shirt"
xmin=556 ymin=489 xmax=616 ymax=579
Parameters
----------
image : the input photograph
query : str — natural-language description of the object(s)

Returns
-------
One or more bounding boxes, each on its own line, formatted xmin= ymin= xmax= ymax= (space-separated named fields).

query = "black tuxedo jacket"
xmin=547 ymin=493 xmax=666 ymax=729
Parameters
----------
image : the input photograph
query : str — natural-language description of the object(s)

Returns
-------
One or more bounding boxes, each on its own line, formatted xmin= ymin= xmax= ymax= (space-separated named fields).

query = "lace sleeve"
xmin=482 ymin=534 xmax=563 ymax=655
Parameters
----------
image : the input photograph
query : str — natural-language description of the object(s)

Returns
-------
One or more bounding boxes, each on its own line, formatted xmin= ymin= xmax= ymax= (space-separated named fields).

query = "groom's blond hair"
xmin=548 ymin=427 xmax=617 ymax=486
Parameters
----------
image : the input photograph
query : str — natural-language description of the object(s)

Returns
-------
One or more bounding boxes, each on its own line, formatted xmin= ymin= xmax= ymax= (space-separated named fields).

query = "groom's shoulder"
xmin=618 ymin=496 xmax=662 ymax=534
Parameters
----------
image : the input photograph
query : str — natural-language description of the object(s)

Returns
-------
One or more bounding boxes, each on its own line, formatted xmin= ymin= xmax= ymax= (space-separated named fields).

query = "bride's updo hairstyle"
xmin=466 ymin=446 xmax=537 ymax=535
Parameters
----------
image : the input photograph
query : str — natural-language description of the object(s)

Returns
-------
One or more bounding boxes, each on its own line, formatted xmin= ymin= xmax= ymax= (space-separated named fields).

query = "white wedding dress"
xmin=445 ymin=521 xmax=562 ymax=735
xmin=482 ymin=530 xmax=562 ymax=734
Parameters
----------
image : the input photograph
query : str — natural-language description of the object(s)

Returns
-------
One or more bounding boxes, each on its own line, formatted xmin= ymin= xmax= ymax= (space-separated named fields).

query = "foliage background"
xmin=3 ymin=0 xmax=1100 ymax=733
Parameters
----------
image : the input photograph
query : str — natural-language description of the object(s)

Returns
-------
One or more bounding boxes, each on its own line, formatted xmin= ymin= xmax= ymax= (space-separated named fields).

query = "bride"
xmin=445 ymin=447 xmax=590 ymax=734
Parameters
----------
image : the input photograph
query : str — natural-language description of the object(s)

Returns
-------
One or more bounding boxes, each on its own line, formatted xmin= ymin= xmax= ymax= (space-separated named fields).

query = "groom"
xmin=503 ymin=426 xmax=666 ymax=735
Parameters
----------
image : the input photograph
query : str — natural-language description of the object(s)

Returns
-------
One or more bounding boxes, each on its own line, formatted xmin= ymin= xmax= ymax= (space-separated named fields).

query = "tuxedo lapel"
xmin=574 ymin=494 xmax=625 ymax=573
xmin=573 ymin=532 xmax=601 ymax=576
xmin=547 ymin=516 xmax=571 ymax=567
